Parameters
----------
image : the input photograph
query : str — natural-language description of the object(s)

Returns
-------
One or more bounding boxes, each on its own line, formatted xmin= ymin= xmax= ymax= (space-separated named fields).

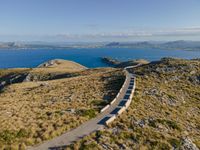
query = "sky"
xmin=0 ymin=0 xmax=200 ymax=42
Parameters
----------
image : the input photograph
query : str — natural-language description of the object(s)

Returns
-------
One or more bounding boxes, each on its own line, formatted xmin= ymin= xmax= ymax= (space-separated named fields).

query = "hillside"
xmin=69 ymin=58 xmax=200 ymax=150
xmin=0 ymin=60 xmax=125 ymax=149
xmin=25 ymin=59 xmax=87 ymax=82
xmin=0 ymin=59 xmax=87 ymax=89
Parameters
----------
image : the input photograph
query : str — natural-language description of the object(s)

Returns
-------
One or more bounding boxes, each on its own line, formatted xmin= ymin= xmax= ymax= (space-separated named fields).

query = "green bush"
xmin=0 ymin=129 xmax=28 ymax=144
xmin=165 ymin=120 xmax=180 ymax=130
xmin=0 ymin=130 xmax=16 ymax=144
xmin=148 ymin=120 xmax=157 ymax=128
xmin=16 ymin=129 xmax=28 ymax=138
xmin=157 ymin=119 xmax=181 ymax=130
xmin=90 ymin=100 xmax=108 ymax=106
xmin=80 ymin=141 xmax=98 ymax=150
xmin=168 ymin=138 xmax=181 ymax=148
xmin=81 ymin=109 xmax=96 ymax=119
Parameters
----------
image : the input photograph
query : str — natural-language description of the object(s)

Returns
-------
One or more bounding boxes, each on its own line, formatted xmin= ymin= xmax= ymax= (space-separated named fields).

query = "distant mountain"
xmin=160 ymin=40 xmax=200 ymax=50
xmin=0 ymin=41 xmax=200 ymax=51
xmin=105 ymin=42 xmax=120 ymax=47
xmin=105 ymin=41 xmax=200 ymax=51
xmin=0 ymin=42 xmax=71 ymax=49
xmin=105 ymin=41 xmax=155 ymax=49
xmin=0 ymin=42 xmax=23 ymax=48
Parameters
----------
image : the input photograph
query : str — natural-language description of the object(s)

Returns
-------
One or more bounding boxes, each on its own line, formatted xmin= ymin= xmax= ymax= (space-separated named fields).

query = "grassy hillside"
xmin=0 ymin=59 xmax=87 ymax=90
xmin=25 ymin=59 xmax=87 ymax=81
xmin=0 ymin=61 xmax=125 ymax=149
xmin=69 ymin=58 xmax=200 ymax=150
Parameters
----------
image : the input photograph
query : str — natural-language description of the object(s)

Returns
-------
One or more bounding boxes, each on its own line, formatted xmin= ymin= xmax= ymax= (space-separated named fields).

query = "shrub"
xmin=81 ymin=109 xmax=96 ymax=119
xmin=148 ymin=120 xmax=157 ymax=128
xmin=168 ymin=138 xmax=181 ymax=148
xmin=90 ymin=100 xmax=108 ymax=106
xmin=157 ymin=119 xmax=181 ymax=130
xmin=165 ymin=120 xmax=180 ymax=130
xmin=80 ymin=141 xmax=98 ymax=150
xmin=0 ymin=130 xmax=16 ymax=144
xmin=16 ymin=129 xmax=28 ymax=138
xmin=0 ymin=129 xmax=29 ymax=144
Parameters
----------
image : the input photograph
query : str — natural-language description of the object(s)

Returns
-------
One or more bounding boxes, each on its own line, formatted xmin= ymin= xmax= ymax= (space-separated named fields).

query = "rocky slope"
xmin=69 ymin=58 xmax=200 ymax=150
xmin=1 ymin=58 xmax=199 ymax=150
xmin=0 ymin=68 xmax=30 ymax=91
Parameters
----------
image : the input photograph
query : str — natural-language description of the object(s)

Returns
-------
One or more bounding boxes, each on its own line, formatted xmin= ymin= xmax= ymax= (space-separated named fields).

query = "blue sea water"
xmin=0 ymin=48 xmax=200 ymax=68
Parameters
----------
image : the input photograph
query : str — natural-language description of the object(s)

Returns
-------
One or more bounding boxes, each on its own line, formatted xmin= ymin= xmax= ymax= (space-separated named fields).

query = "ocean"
xmin=0 ymin=48 xmax=200 ymax=68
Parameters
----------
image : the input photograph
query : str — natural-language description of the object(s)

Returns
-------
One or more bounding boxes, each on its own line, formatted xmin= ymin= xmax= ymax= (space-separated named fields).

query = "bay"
xmin=0 ymin=48 xmax=199 ymax=68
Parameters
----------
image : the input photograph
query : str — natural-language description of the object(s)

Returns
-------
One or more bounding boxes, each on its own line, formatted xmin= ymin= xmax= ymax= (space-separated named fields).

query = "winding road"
xmin=28 ymin=66 xmax=136 ymax=150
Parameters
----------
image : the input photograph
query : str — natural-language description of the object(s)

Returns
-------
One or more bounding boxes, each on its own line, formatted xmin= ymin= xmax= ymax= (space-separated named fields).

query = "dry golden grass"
xmin=0 ymin=66 xmax=125 ymax=149
xmin=0 ymin=68 xmax=30 ymax=78
xmin=36 ymin=59 xmax=87 ymax=72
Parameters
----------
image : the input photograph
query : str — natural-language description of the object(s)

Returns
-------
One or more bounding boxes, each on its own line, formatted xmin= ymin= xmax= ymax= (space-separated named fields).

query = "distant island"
xmin=1 ymin=40 xmax=200 ymax=51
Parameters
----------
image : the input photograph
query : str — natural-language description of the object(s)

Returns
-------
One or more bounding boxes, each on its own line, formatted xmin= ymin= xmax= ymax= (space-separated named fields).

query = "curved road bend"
xmin=29 ymin=67 xmax=136 ymax=150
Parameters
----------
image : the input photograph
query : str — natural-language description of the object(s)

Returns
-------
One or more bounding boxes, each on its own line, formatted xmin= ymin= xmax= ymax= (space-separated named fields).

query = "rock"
xmin=65 ymin=109 xmax=76 ymax=114
xmin=155 ymin=66 xmax=176 ymax=73
xmin=39 ymin=82 xmax=49 ymax=87
xmin=136 ymin=119 xmax=146 ymax=128
xmin=144 ymin=88 xmax=160 ymax=96
xmin=37 ymin=59 xmax=60 ymax=68
xmin=111 ymin=127 xmax=121 ymax=135
xmin=190 ymin=71 xmax=196 ymax=75
xmin=24 ymin=74 xmax=32 ymax=82
xmin=170 ymin=76 xmax=180 ymax=81
xmin=119 ymin=143 xmax=128 ymax=149
xmin=101 ymin=143 xmax=113 ymax=150
xmin=180 ymin=137 xmax=199 ymax=150
xmin=189 ymin=76 xmax=200 ymax=85
xmin=101 ymin=57 xmax=121 ymax=66
xmin=0 ymin=81 xmax=6 ymax=87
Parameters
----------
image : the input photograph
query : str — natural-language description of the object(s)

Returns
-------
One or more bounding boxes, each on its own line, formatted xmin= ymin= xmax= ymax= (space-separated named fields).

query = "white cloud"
xmin=52 ymin=27 xmax=200 ymax=39
xmin=1 ymin=27 xmax=200 ymax=42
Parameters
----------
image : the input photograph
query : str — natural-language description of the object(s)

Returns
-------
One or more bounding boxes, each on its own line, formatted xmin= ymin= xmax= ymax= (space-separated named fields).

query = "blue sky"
xmin=0 ymin=0 xmax=200 ymax=42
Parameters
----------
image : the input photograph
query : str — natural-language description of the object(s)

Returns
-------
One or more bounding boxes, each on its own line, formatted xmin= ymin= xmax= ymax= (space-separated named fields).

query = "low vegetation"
xmin=69 ymin=58 xmax=200 ymax=150
xmin=0 ymin=60 xmax=125 ymax=149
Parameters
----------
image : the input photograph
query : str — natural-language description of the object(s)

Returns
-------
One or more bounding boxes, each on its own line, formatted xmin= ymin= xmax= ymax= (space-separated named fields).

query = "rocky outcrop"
xmin=37 ymin=59 xmax=61 ymax=68
xmin=101 ymin=57 xmax=121 ymax=66
xmin=101 ymin=57 xmax=149 ymax=68
xmin=116 ymin=59 xmax=149 ymax=68
xmin=0 ymin=73 xmax=28 ymax=91
xmin=180 ymin=137 xmax=199 ymax=150
xmin=24 ymin=72 xmax=76 ymax=82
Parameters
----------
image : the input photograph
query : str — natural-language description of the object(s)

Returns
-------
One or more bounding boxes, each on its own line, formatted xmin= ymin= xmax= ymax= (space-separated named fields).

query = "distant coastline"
xmin=1 ymin=40 xmax=200 ymax=51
